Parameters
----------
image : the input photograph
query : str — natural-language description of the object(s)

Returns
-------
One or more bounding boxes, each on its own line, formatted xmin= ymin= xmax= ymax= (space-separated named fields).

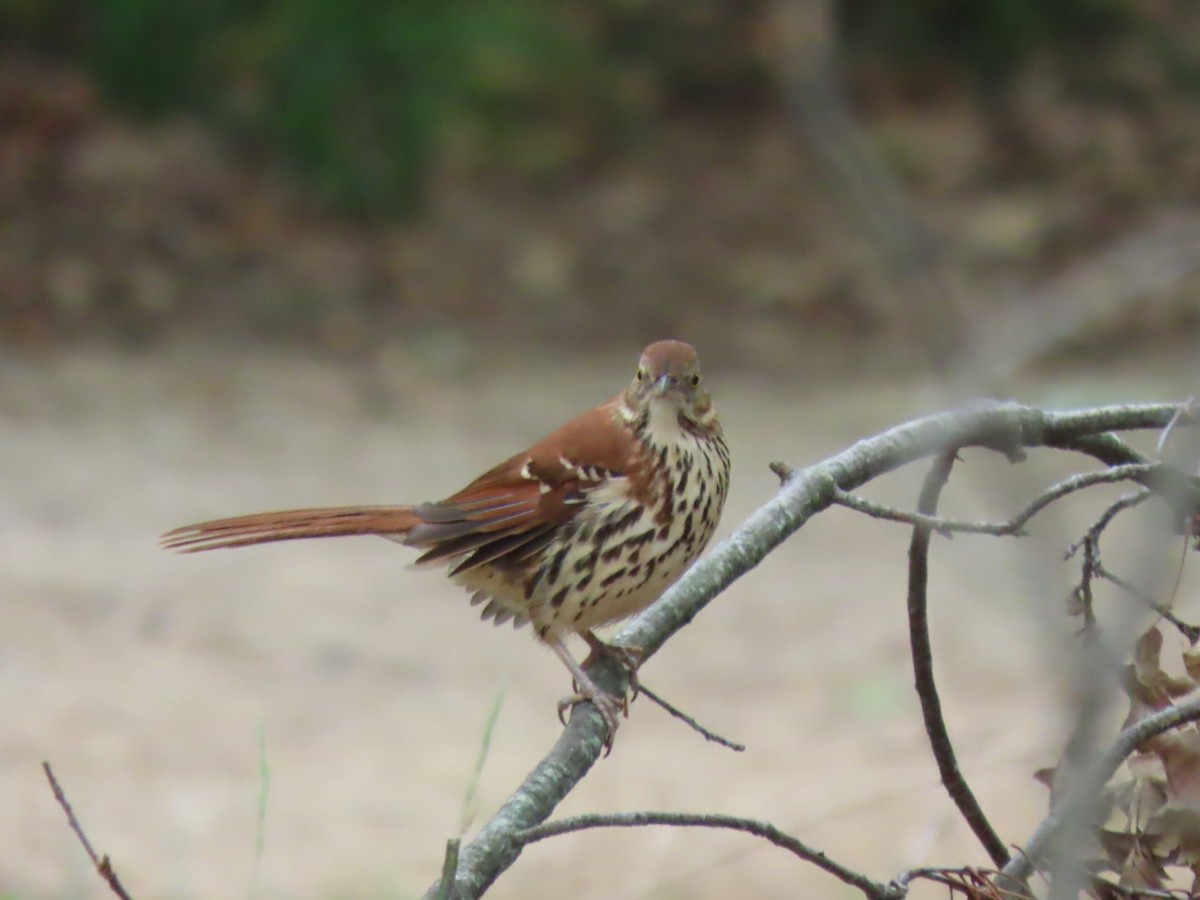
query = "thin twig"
xmin=1092 ymin=562 xmax=1200 ymax=644
xmin=836 ymin=464 xmax=1163 ymax=538
xmin=42 ymin=761 xmax=133 ymax=900
xmin=907 ymin=450 xmax=1010 ymax=867
xmin=517 ymin=811 xmax=898 ymax=900
xmin=1002 ymin=695 xmax=1200 ymax=887
xmin=1059 ymin=488 xmax=1200 ymax=642
xmin=1064 ymin=490 xmax=1155 ymax=635
xmin=1075 ymin=533 xmax=1099 ymax=633
xmin=638 ymin=683 xmax=745 ymax=751
xmin=834 ymin=489 xmax=1004 ymax=535
xmin=1075 ymin=481 xmax=1200 ymax=641
xmin=1163 ymin=531 xmax=1192 ymax=638
xmin=1065 ymin=490 xmax=1154 ymax=561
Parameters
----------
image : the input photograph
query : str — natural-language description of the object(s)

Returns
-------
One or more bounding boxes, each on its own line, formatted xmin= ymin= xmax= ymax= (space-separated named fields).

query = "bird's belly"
xmin=532 ymin=483 xmax=719 ymax=636
xmin=449 ymin=514 xmax=703 ymax=636
xmin=559 ymin=548 xmax=694 ymax=632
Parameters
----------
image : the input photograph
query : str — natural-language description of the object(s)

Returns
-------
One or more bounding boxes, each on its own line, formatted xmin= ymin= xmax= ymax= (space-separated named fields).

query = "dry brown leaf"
xmin=1157 ymin=727 xmax=1200 ymax=806
xmin=1120 ymin=842 xmax=1169 ymax=889
xmin=1122 ymin=773 xmax=1170 ymax=830
xmin=1184 ymin=645 xmax=1200 ymax=683
xmin=1152 ymin=804 xmax=1200 ymax=867
xmin=1137 ymin=628 xmax=1166 ymax=673
xmin=1128 ymin=751 xmax=1169 ymax=784
xmin=1099 ymin=828 xmax=1138 ymax=870
xmin=1129 ymin=628 xmax=1196 ymax=707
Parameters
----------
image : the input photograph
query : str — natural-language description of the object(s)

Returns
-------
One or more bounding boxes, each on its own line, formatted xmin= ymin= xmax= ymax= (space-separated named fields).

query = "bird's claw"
xmin=581 ymin=638 xmax=644 ymax=702
xmin=557 ymin=688 xmax=627 ymax=754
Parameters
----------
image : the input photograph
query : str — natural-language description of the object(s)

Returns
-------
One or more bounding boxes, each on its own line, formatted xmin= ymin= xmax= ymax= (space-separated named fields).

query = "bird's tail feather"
xmin=162 ymin=506 xmax=418 ymax=553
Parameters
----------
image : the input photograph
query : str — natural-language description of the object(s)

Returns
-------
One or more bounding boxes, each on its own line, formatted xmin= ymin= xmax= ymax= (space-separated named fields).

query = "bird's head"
xmin=622 ymin=340 xmax=716 ymax=431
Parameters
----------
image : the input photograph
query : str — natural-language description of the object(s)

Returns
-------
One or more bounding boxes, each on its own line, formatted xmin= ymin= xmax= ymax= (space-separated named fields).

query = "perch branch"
xmin=426 ymin=401 xmax=1194 ymax=899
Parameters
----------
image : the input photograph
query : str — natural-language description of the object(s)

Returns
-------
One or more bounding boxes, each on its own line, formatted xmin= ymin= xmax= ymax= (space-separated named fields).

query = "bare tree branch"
xmin=426 ymin=401 xmax=1194 ymax=899
xmin=1066 ymin=490 xmax=1156 ymax=564
xmin=1053 ymin=432 xmax=1147 ymax=468
xmin=1065 ymin=489 xmax=1155 ymax=639
xmin=1060 ymin=487 xmax=1200 ymax=643
xmin=42 ymin=761 xmax=133 ymax=900
xmin=836 ymin=464 xmax=1163 ymax=537
xmin=1001 ymin=695 xmax=1200 ymax=889
xmin=517 ymin=811 xmax=898 ymax=900
xmin=907 ymin=450 xmax=1010 ymax=866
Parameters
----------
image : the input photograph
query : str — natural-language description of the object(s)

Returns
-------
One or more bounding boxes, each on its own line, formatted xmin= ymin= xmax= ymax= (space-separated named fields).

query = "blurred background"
xmin=5 ymin=0 xmax=1200 ymax=362
xmin=4 ymin=1 xmax=1200 ymax=897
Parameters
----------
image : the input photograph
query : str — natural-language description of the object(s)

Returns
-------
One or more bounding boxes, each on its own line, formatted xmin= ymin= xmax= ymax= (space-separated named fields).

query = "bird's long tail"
xmin=162 ymin=506 xmax=419 ymax=553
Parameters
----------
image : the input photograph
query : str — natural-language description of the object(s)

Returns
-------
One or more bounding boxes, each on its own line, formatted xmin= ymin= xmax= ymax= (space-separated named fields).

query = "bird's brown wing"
xmin=408 ymin=402 xmax=642 ymax=574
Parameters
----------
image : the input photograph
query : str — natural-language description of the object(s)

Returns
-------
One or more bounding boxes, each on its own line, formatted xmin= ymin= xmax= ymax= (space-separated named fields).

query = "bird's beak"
xmin=652 ymin=374 xmax=676 ymax=397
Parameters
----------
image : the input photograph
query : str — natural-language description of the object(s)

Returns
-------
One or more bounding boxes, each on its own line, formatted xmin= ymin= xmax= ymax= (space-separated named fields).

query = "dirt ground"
xmin=2 ymin=342 xmax=1196 ymax=899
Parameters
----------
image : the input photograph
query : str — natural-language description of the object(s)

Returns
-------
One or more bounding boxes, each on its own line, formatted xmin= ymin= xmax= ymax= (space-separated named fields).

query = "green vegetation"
xmin=1 ymin=1 xmax=768 ymax=213
xmin=2 ymin=0 xmax=1188 ymax=213
xmin=840 ymin=0 xmax=1133 ymax=87
xmin=252 ymin=724 xmax=271 ymax=896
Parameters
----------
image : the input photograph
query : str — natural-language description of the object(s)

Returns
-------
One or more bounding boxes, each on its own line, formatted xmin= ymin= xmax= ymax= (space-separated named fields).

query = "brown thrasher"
xmin=163 ymin=340 xmax=730 ymax=745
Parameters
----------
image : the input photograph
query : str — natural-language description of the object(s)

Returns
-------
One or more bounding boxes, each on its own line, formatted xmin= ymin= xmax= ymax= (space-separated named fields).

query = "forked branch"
xmin=427 ymin=401 xmax=1196 ymax=899
xmin=835 ymin=463 xmax=1162 ymax=537
xmin=1002 ymin=695 xmax=1200 ymax=888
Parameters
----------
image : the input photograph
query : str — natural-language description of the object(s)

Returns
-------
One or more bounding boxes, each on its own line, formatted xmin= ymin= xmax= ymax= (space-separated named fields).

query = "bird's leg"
xmin=548 ymin=637 xmax=625 ymax=752
xmin=580 ymin=630 xmax=644 ymax=702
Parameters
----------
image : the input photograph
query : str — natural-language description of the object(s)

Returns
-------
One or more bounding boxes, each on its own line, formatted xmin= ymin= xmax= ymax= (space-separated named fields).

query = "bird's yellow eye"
xmin=690 ymin=374 xmax=700 ymax=386
xmin=636 ymin=368 xmax=646 ymax=382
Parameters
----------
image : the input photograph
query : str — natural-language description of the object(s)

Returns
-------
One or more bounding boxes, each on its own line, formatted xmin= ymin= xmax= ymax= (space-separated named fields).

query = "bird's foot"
xmin=581 ymin=633 xmax=644 ymax=702
xmin=548 ymin=634 xmax=636 ymax=754
xmin=557 ymin=681 xmax=627 ymax=754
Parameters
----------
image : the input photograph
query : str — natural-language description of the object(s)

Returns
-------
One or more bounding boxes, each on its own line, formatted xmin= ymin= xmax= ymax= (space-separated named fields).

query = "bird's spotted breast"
xmin=505 ymin=422 xmax=729 ymax=637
